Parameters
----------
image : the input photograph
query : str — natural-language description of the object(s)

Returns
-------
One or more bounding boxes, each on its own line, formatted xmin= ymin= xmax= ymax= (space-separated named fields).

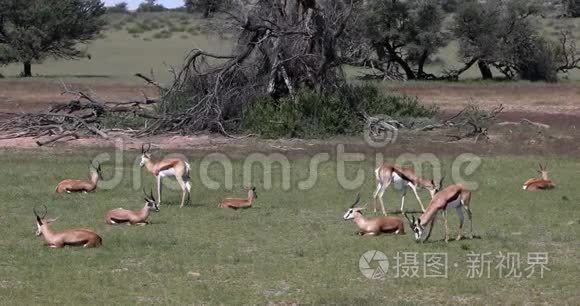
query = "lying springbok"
xmin=343 ymin=194 xmax=405 ymax=236
xmin=140 ymin=144 xmax=191 ymax=207
xmin=105 ymin=189 xmax=159 ymax=225
xmin=373 ymin=163 xmax=439 ymax=215
xmin=406 ymin=177 xmax=473 ymax=243
xmin=55 ymin=162 xmax=102 ymax=193
xmin=34 ymin=206 xmax=102 ymax=248
xmin=523 ymin=163 xmax=555 ymax=190
xmin=218 ymin=187 xmax=258 ymax=209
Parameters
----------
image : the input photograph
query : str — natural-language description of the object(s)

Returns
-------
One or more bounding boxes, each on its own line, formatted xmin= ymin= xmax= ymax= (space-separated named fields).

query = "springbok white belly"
xmin=392 ymin=172 xmax=407 ymax=190
xmin=159 ymin=168 xmax=176 ymax=178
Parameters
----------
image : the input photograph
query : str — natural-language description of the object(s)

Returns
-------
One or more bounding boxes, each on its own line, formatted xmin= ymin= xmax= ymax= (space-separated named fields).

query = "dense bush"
xmin=242 ymin=85 xmax=437 ymax=138
xmin=137 ymin=0 xmax=166 ymax=12
xmin=106 ymin=2 xmax=130 ymax=14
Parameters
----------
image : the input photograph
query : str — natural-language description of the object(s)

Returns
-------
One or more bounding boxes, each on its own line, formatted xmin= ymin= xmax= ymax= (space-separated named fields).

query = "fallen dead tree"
xmin=0 ymin=84 xmax=159 ymax=145
xmin=363 ymin=104 xmax=505 ymax=143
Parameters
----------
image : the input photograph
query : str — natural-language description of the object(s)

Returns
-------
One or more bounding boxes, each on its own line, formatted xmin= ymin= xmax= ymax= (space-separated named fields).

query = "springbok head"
xmin=143 ymin=188 xmax=159 ymax=212
xmin=33 ymin=205 xmax=58 ymax=236
xmin=404 ymin=213 xmax=424 ymax=242
xmin=537 ymin=163 xmax=549 ymax=180
xmin=140 ymin=143 xmax=152 ymax=167
xmin=246 ymin=186 xmax=258 ymax=199
xmin=91 ymin=162 xmax=103 ymax=180
xmin=423 ymin=176 xmax=444 ymax=199
xmin=343 ymin=193 xmax=367 ymax=220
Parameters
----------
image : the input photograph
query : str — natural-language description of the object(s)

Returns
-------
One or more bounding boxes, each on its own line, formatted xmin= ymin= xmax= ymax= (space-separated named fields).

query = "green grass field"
xmin=0 ymin=151 xmax=578 ymax=304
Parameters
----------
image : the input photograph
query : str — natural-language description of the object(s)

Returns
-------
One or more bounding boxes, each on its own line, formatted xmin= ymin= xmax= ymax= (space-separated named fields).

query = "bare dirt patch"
xmin=388 ymin=82 xmax=580 ymax=115
xmin=0 ymin=79 xmax=158 ymax=113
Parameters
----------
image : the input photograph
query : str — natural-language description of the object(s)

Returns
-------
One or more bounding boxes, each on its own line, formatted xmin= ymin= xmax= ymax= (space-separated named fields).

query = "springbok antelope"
xmin=523 ymin=163 xmax=555 ymax=190
xmin=373 ymin=163 xmax=439 ymax=215
xmin=33 ymin=206 xmax=102 ymax=248
xmin=218 ymin=187 xmax=258 ymax=209
xmin=405 ymin=177 xmax=473 ymax=243
xmin=140 ymin=143 xmax=191 ymax=208
xmin=105 ymin=189 xmax=159 ymax=225
xmin=55 ymin=162 xmax=102 ymax=193
xmin=343 ymin=194 xmax=405 ymax=236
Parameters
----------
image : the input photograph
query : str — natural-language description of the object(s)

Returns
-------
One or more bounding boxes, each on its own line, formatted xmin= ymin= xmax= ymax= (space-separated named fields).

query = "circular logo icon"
xmin=359 ymin=250 xmax=389 ymax=279
xmin=363 ymin=115 xmax=399 ymax=148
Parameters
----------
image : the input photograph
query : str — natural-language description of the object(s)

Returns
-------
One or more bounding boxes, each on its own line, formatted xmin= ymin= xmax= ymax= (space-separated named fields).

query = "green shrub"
xmin=241 ymin=85 xmax=437 ymax=138
xmin=127 ymin=26 xmax=145 ymax=34
xmin=152 ymin=30 xmax=172 ymax=39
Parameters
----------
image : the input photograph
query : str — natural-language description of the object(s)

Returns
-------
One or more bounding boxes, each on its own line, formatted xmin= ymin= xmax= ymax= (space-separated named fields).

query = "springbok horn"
xmin=33 ymin=205 xmax=48 ymax=219
xmin=350 ymin=193 xmax=361 ymax=208
xmin=404 ymin=212 xmax=412 ymax=223
xmin=141 ymin=144 xmax=144 ymax=154
xmin=150 ymin=189 xmax=155 ymax=201
xmin=146 ymin=143 xmax=151 ymax=152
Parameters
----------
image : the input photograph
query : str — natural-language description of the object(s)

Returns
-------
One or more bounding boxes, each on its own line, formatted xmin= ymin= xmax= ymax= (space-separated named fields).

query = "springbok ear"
xmin=417 ymin=217 xmax=421 ymax=225
xmin=36 ymin=216 xmax=42 ymax=225
xmin=438 ymin=176 xmax=445 ymax=189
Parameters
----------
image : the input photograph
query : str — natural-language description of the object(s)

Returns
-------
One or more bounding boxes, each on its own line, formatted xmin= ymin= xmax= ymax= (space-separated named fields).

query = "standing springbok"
xmin=55 ymin=162 xmax=102 ymax=193
xmin=34 ymin=206 xmax=102 ymax=248
xmin=523 ymin=163 xmax=555 ymax=190
xmin=343 ymin=194 xmax=405 ymax=236
xmin=140 ymin=144 xmax=191 ymax=208
xmin=218 ymin=187 xmax=258 ymax=209
xmin=405 ymin=177 xmax=473 ymax=243
xmin=373 ymin=163 xmax=439 ymax=215
xmin=105 ymin=189 xmax=159 ymax=225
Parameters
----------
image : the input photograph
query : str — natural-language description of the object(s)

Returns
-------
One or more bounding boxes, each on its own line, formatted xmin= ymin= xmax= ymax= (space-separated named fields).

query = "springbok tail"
xmin=185 ymin=181 xmax=191 ymax=193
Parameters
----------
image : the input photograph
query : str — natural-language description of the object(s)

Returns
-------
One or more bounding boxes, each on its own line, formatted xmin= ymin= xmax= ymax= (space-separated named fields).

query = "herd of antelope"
xmin=34 ymin=144 xmax=555 ymax=248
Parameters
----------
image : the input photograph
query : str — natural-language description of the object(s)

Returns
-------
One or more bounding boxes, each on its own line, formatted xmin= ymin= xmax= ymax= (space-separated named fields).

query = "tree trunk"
xmin=478 ymin=60 xmax=493 ymax=80
xmin=417 ymin=50 xmax=429 ymax=79
xmin=23 ymin=61 xmax=32 ymax=77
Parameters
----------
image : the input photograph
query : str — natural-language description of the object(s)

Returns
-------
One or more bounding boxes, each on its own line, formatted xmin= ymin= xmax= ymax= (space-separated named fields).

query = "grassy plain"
xmin=1 ymin=12 xmax=579 ymax=82
xmin=0 ymin=151 xmax=578 ymax=304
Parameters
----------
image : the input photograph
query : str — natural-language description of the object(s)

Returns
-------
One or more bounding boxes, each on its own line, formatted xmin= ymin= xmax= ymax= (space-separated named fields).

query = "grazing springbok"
xmin=55 ymin=162 xmax=102 ymax=193
xmin=343 ymin=194 xmax=405 ymax=236
xmin=405 ymin=177 xmax=473 ymax=243
xmin=218 ymin=187 xmax=258 ymax=209
xmin=34 ymin=206 xmax=102 ymax=248
xmin=373 ymin=163 xmax=439 ymax=215
xmin=523 ymin=163 xmax=555 ymax=191
xmin=140 ymin=144 xmax=191 ymax=208
xmin=105 ymin=189 xmax=159 ymax=225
